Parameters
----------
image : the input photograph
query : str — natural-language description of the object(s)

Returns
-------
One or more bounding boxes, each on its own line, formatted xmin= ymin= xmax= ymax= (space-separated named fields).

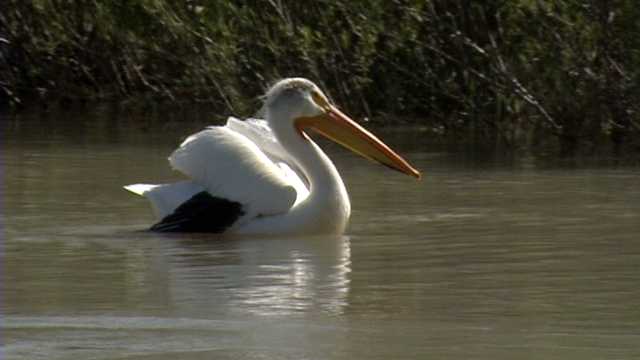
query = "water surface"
xmin=3 ymin=107 xmax=640 ymax=359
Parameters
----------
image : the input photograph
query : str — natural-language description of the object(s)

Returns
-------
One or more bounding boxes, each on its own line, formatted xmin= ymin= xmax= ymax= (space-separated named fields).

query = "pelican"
xmin=125 ymin=78 xmax=420 ymax=234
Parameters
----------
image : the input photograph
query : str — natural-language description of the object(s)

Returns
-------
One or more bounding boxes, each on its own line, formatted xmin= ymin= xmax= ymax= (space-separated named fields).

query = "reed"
xmin=2 ymin=0 xmax=638 ymax=157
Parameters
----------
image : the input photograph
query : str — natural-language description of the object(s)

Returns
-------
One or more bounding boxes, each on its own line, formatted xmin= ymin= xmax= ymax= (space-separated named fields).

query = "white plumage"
xmin=125 ymin=78 xmax=420 ymax=234
xmin=170 ymin=125 xmax=298 ymax=215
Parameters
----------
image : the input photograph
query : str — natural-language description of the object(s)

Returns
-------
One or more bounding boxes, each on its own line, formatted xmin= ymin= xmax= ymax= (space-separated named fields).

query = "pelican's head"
xmin=263 ymin=78 xmax=327 ymax=120
xmin=264 ymin=78 xmax=421 ymax=179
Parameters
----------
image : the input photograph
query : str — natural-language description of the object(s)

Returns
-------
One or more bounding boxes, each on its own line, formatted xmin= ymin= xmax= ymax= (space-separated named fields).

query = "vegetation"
xmin=2 ymin=0 xmax=639 ymax=158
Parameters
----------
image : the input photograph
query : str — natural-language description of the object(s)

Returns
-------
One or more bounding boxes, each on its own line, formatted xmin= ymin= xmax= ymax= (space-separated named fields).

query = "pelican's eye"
xmin=311 ymin=90 xmax=331 ymax=111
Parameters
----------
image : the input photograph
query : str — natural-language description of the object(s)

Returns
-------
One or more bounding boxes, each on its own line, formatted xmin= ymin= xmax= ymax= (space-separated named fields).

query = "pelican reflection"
xmin=166 ymin=234 xmax=351 ymax=316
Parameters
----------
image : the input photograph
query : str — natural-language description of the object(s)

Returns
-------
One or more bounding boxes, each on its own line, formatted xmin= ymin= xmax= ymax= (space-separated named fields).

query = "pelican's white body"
xmin=126 ymin=77 xmax=418 ymax=234
xmin=126 ymin=79 xmax=351 ymax=234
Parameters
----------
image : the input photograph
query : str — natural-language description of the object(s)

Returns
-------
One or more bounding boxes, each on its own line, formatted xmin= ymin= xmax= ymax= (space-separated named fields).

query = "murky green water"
xmin=3 ymin=107 xmax=640 ymax=359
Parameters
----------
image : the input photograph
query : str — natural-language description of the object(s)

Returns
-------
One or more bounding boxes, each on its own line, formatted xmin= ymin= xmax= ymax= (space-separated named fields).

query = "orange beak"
xmin=295 ymin=105 xmax=421 ymax=179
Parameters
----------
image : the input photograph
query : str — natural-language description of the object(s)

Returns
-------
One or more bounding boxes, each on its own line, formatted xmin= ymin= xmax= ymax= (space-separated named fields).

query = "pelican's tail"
xmin=124 ymin=181 xmax=204 ymax=219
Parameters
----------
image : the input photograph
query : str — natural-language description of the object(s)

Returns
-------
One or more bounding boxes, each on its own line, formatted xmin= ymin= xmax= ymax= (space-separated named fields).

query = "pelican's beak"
xmin=295 ymin=105 xmax=421 ymax=179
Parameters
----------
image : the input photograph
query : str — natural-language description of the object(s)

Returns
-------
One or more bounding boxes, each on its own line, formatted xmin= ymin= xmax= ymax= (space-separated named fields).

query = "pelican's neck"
xmin=267 ymin=110 xmax=351 ymax=233
xmin=275 ymin=120 xmax=346 ymax=198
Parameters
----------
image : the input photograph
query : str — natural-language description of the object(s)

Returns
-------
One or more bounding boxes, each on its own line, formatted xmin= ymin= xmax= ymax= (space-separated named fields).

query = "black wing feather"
xmin=148 ymin=192 xmax=245 ymax=233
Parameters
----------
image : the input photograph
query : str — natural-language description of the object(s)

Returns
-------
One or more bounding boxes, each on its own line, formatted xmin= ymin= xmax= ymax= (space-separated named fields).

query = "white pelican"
xmin=125 ymin=78 xmax=420 ymax=234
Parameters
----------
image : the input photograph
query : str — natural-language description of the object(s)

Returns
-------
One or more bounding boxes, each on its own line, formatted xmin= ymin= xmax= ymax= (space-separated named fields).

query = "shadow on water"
xmin=4 ymin=103 xmax=640 ymax=168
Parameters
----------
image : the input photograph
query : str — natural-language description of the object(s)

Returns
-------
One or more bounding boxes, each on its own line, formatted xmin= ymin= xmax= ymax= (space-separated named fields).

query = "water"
xmin=3 ymin=107 xmax=640 ymax=359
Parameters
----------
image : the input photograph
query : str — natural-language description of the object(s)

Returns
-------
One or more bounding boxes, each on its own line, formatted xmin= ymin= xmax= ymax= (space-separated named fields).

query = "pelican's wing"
xmin=225 ymin=117 xmax=310 ymax=201
xmin=168 ymin=125 xmax=298 ymax=217
xmin=225 ymin=117 xmax=291 ymax=163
